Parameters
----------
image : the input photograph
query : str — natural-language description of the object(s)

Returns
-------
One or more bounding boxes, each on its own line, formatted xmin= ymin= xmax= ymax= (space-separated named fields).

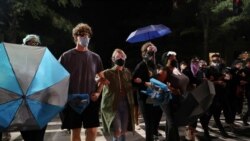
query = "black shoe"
xmin=220 ymin=131 xmax=230 ymax=138
xmin=242 ymin=115 xmax=249 ymax=126
xmin=243 ymin=122 xmax=249 ymax=126
xmin=153 ymin=135 xmax=159 ymax=140
xmin=204 ymin=130 xmax=210 ymax=136
xmin=211 ymin=123 xmax=217 ymax=129
xmin=154 ymin=132 xmax=162 ymax=137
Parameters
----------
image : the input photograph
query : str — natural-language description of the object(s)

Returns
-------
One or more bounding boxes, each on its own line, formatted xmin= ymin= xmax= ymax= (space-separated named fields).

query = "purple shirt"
xmin=59 ymin=49 xmax=103 ymax=95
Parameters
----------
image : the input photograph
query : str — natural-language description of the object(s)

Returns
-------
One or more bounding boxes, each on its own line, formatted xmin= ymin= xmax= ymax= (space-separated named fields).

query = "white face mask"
xmin=78 ymin=37 xmax=90 ymax=47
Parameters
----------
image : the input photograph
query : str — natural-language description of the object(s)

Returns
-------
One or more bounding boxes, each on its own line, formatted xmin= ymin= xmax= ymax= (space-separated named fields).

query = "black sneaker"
xmin=154 ymin=132 xmax=162 ymax=137
xmin=153 ymin=135 xmax=159 ymax=140
xmin=220 ymin=131 xmax=230 ymax=138
xmin=243 ymin=122 xmax=249 ymax=126
xmin=242 ymin=114 xmax=249 ymax=126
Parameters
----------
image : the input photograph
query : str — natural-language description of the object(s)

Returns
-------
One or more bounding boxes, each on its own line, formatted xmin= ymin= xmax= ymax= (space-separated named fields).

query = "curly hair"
xmin=72 ymin=23 xmax=93 ymax=42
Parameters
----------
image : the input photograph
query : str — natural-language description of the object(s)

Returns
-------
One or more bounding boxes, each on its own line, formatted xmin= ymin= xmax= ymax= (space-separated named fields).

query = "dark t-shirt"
xmin=132 ymin=61 xmax=150 ymax=101
xmin=59 ymin=49 xmax=103 ymax=95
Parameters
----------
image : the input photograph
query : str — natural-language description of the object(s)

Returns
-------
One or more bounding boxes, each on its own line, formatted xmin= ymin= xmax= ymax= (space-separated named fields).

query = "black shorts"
xmin=60 ymin=99 xmax=101 ymax=129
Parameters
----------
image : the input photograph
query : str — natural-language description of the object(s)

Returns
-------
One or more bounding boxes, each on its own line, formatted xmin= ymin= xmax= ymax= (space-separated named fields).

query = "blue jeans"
xmin=112 ymin=96 xmax=129 ymax=135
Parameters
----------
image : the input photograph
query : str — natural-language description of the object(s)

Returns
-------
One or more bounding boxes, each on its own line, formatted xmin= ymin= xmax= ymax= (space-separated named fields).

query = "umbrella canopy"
xmin=173 ymin=80 xmax=215 ymax=126
xmin=126 ymin=24 xmax=171 ymax=43
xmin=143 ymin=79 xmax=215 ymax=126
xmin=0 ymin=42 xmax=69 ymax=131
xmin=68 ymin=94 xmax=90 ymax=114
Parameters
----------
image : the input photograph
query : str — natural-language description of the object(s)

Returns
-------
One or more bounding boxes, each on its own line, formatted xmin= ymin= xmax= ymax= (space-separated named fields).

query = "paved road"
xmin=7 ymin=112 xmax=250 ymax=141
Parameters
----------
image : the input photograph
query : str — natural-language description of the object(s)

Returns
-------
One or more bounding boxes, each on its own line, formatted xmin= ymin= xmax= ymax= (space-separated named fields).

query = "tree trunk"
xmin=202 ymin=14 xmax=209 ymax=62
xmin=203 ymin=26 xmax=208 ymax=62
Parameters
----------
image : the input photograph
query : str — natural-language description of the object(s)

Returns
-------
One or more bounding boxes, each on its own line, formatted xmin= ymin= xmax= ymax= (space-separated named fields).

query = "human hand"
xmin=91 ymin=92 xmax=100 ymax=102
xmin=240 ymin=80 xmax=247 ymax=85
xmin=144 ymin=82 xmax=152 ymax=87
xmin=134 ymin=78 xmax=142 ymax=83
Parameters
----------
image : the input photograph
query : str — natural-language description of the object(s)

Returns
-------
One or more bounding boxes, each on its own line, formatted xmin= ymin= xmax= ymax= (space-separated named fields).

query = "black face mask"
xmin=170 ymin=60 xmax=178 ymax=68
xmin=143 ymin=51 xmax=154 ymax=62
xmin=147 ymin=51 xmax=155 ymax=57
xmin=212 ymin=60 xmax=219 ymax=63
xmin=115 ymin=59 xmax=125 ymax=66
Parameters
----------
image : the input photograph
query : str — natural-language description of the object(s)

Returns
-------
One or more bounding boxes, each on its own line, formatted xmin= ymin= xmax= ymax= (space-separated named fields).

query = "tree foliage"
xmin=0 ymin=0 xmax=81 ymax=42
xmin=171 ymin=0 xmax=250 ymax=61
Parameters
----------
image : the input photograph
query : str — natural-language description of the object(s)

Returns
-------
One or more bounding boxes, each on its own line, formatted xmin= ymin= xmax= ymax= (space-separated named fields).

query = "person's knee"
xmin=114 ymin=129 xmax=122 ymax=137
xmin=86 ymin=128 xmax=97 ymax=136
xmin=71 ymin=128 xmax=81 ymax=141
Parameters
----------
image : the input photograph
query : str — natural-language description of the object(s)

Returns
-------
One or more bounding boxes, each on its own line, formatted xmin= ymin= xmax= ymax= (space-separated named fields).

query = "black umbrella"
xmin=141 ymin=79 xmax=215 ymax=126
xmin=173 ymin=80 xmax=215 ymax=126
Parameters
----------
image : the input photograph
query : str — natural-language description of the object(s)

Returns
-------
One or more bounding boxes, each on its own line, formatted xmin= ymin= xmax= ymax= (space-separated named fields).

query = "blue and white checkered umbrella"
xmin=0 ymin=42 xmax=69 ymax=131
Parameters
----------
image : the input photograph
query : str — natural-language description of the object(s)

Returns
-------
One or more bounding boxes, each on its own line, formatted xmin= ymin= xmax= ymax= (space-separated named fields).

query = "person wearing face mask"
xmin=157 ymin=53 xmax=217 ymax=141
xmin=159 ymin=51 xmax=189 ymax=141
xmin=143 ymin=44 xmax=158 ymax=76
xmin=9 ymin=34 xmax=47 ymax=141
xmin=132 ymin=42 xmax=163 ymax=141
xmin=59 ymin=23 xmax=104 ymax=141
xmin=182 ymin=57 xmax=209 ymax=141
xmin=182 ymin=57 xmax=204 ymax=90
xmin=99 ymin=49 xmax=135 ymax=141
xmin=209 ymin=54 xmax=225 ymax=71
xmin=199 ymin=60 xmax=209 ymax=79
xmin=205 ymin=53 xmax=231 ymax=138
xmin=242 ymin=58 xmax=250 ymax=125
xmin=179 ymin=61 xmax=188 ymax=73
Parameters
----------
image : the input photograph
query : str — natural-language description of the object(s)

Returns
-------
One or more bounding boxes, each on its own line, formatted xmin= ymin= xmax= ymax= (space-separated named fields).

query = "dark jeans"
xmin=244 ymin=90 xmax=250 ymax=118
xmin=201 ymin=96 xmax=227 ymax=134
xmin=161 ymin=99 xmax=180 ymax=141
xmin=20 ymin=126 xmax=47 ymax=141
xmin=0 ymin=132 xmax=2 ymax=141
xmin=153 ymin=106 xmax=163 ymax=135
xmin=223 ymin=86 xmax=237 ymax=124
xmin=137 ymin=94 xmax=161 ymax=141
xmin=189 ymin=114 xmax=210 ymax=135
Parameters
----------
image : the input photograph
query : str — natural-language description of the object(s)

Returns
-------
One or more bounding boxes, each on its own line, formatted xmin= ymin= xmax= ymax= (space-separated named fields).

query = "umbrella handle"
xmin=80 ymin=99 xmax=88 ymax=104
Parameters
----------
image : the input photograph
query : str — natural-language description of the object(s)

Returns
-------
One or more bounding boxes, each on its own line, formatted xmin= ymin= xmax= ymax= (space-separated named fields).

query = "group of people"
xmin=179 ymin=52 xmax=250 ymax=140
xmin=0 ymin=22 xmax=250 ymax=141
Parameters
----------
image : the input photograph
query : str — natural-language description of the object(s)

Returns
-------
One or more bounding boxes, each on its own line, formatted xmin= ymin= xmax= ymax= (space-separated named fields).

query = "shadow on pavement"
xmin=233 ymin=126 xmax=250 ymax=137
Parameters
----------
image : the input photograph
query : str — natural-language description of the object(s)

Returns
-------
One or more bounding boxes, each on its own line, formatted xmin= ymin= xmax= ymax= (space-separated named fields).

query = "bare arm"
xmin=91 ymin=71 xmax=109 ymax=101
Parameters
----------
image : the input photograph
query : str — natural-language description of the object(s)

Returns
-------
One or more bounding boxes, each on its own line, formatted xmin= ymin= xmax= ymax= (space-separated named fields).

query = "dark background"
xmin=1 ymin=0 xmax=249 ymax=70
xmin=22 ymin=1 xmax=175 ymax=70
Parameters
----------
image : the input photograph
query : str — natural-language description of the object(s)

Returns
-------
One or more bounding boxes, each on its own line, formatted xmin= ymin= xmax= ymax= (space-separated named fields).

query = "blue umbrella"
xmin=0 ymin=42 xmax=70 ymax=131
xmin=141 ymin=78 xmax=215 ymax=126
xmin=141 ymin=78 xmax=172 ymax=102
xmin=126 ymin=24 xmax=171 ymax=43
xmin=68 ymin=94 xmax=90 ymax=114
